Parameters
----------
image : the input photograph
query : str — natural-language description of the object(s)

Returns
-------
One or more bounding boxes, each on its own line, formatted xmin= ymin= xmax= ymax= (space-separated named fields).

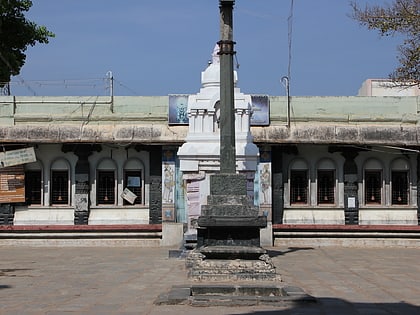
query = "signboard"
xmin=250 ymin=95 xmax=269 ymax=126
xmin=127 ymin=176 xmax=141 ymax=187
xmin=0 ymin=165 xmax=25 ymax=203
xmin=168 ymin=94 xmax=189 ymax=125
xmin=121 ymin=188 xmax=137 ymax=204
xmin=0 ymin=147 xmax=36 ymax=168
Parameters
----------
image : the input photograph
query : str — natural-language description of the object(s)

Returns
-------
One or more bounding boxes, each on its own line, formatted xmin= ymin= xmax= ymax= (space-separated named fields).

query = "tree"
xmin=351 ymin=0 xmax=419 ymax=86
xmin=0 ymin=0 xmax=54 ymax=88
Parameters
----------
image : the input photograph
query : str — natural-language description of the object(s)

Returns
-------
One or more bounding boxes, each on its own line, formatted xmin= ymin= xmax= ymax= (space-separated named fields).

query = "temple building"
xmin=0 ymin=46 xmax=419 ymax=245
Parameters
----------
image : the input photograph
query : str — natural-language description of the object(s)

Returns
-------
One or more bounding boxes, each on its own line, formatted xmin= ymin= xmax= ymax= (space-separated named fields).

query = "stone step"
xmin=197 ymin=216 xmax=267 ymax=227
xmin=201 ymin=204 xmax=259 ymax=216
xmin=154 ymin=284 xmax=315 ymax=306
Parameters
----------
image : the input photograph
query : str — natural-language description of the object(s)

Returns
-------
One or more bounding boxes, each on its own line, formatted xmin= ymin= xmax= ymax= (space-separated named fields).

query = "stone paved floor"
xmin=1 ymin=246 xmax=420 ymax=314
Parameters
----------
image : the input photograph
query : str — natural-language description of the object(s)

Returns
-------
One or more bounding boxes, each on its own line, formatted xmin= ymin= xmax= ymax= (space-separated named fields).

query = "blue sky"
xmin=10 ymin=0 xmax=403 ymax=96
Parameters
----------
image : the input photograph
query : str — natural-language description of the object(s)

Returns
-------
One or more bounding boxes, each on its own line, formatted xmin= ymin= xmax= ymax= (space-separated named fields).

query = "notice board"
xmin=0 ymin=165 xmax=25 ymax=203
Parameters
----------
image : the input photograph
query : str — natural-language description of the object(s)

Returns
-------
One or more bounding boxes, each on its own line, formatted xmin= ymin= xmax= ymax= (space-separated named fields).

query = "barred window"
xmin=392 ymin=171 xmax=408 ymax=205
xmin=365 ymin=170 xmax=381 ymax=204
xmin=25 ymin=170 xmax=42 ymax=205
xmin=97 ymin=171 xmax=115 ymax=205
xmin=123 ymin=170 xmax=142 ymax=205
xmin=51 ymin=170 xmax=69 ymax=205
xmin=317 ymin=170 xmax=335 ymax=204
xmin=290 ymin=170 xmax=308 ymax=204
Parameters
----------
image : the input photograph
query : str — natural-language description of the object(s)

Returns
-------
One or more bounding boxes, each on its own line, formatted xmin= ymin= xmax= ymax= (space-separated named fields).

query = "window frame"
xmin=391 ymin=170 xmax=409 ymax=205
xmin=50 ymin=170 xmax=69 ymax=205
xmin=364 ymin=170 xmax=382 ymax=205
xmin=25 ymin=170 xmax=42 ymax=205
xmin=96 ymin=170 xmax=116 ymax=205
xmin=290 ymin=169 xmax=309 ymax=205
xmin=123 ymin=170 xmax=142 ymax=205
xmin=317 ymin=169 xmax=335 ymax=205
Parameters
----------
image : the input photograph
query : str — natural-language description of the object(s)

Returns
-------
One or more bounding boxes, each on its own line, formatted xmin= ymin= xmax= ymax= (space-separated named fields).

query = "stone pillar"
xmin=149 ymin=146 xmax=162 ymax=224
xmin=258 ymin=149 xmax=272 ymax=218
xmin=162 ymin=148 xmax=176 ymax=222
xmin=271 ymin=146 xmax=284 ymax=224
xmin=74 ymin=158 xmax=90 ymax=225
xmin=69 ymin=144 xmax=100 ymax=225
xmin=343 ymin=150 xmax=359 ymax=225
xmin=218 ymin=0 xmax=236 ymax=174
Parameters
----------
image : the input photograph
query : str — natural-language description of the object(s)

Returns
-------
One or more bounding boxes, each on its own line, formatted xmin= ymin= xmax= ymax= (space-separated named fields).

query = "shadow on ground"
xmin=224 ymin=298 xmax=420 ymax=315
xmin=266 ymin=247 xmax=314 ymax=258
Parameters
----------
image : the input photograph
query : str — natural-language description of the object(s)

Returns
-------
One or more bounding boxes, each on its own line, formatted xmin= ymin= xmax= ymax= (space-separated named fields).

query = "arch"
xmin=25 ymin=160 xmax=43 ymax=171
xmin=51 ymin=157 xmax=71 ymax=170
xmin=289 ymin=158 xmax=309 ymax=170
xmin=390 ymin=158 xmax=410 ymax=205
xmin=122 ymin=158 xmax=144 ymax=205
xmin=96 ymin=158 xmax=117 ymax=170
xmin=316 ymin=158 xmax=336 ymax=170
xmin=363 ymin=158 xmax=383 ymax=170
xmin=25 ymin=160 xmax=44 ymax=205
xmin=391 ymin=158 xmax=409 ymax=170
xmin=123 ymin=158 xmax=145 ymax=170
xmin=95 ymin=158 xmax=117 ymax=205
xmin=363 ymin=158 xmax=384 ymax=205
xmin=288 ymin=158 xmax=309 ymax=205
xmin=316 ymin=158 xmax=337 ymax=205
xmin=50 ymin=158 xmax=71 ymax=205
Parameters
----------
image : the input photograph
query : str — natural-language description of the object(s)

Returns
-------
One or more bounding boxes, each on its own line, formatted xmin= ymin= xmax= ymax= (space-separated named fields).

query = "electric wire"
xmin=0 ymin=51 xmax=38 ymax=96
xmin=114 ymin=79 xmax=139 ymax=95
xmin=5 ymin=77 xmax=113 ymax=96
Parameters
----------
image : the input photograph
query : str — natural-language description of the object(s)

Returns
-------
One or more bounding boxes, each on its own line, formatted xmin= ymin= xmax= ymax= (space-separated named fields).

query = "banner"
xmin=0 ymin=147 xmax=36 ymax=168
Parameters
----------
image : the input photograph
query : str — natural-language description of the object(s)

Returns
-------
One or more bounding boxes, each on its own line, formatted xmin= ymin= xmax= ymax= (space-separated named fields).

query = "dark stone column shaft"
xmin=149 ymin=146 xmax=162 ymax=224
xmin=343 ymin=150 xmax=359 ymax=225
xmin=219 ymin=0 xmax=236 ymax=174
xmin=271 ymin=146 xmax=284 ymax=224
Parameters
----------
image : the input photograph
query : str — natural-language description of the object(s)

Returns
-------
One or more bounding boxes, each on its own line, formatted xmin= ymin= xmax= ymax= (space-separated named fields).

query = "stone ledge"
xmin=273 ymin=224 xmax=420 ymax=232
xmin=0 ymin=224 xmax=162 ymax=232
xmin=201 ymin=205 xmax=259 ymax=216
xmin=197 ymin=216 xmax=267 ymax=227
xmin=154 ymin=284 xmax=315 ymax=306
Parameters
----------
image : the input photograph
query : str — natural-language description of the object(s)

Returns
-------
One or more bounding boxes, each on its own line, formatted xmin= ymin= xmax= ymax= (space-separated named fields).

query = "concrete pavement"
xmin=1 ymin=246 xmax=420 ymax=314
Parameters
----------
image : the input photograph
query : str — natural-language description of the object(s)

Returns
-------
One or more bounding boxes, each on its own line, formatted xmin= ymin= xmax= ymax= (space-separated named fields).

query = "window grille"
xmin=51 ymin=170 xmax=69 ymax=205
xmin=365 ymin=170 xmax=381 ymax=204
xmin=25 ymin=170 xmax=41 ymax=205
xmin=290 ymin=170 xmax=308 ymax=204
xmin=392 ymin=171 xmax=408 ymax=205
xmin=317 ymin=170 xmax=335 ymax=204
xmin=97 ymin=171 xmax=115 ymax=205
xmin=123 ymin=170 xmax=142 ymax=205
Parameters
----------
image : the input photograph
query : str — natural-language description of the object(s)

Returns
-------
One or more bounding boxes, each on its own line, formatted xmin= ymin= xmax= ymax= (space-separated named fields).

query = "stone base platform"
xmin=186 ymin=248 xmax=280 ymax=281
xmin=155 ymin=284 xmax=315 ymax=306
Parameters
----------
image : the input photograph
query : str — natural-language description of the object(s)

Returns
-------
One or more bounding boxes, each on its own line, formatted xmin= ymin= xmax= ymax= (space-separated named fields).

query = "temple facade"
xmin=1 ymin=48 xmax=420 ymax=244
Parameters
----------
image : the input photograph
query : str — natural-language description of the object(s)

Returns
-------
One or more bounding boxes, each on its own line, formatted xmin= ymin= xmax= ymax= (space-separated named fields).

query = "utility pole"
xmin=218 ymin=0 xmax=236 ymax=174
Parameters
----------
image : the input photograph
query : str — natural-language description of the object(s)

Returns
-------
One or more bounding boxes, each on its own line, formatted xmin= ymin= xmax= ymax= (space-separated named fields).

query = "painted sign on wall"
xmin=0 ymin=165 xmax=25 ymax=203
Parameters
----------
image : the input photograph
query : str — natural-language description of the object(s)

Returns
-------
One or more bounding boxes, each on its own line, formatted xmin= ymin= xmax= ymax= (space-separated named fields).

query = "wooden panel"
xmin=0 ymin=165 xmax=25 ymax=203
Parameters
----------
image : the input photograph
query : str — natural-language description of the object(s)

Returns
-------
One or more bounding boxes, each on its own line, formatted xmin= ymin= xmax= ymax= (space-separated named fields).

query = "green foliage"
xmin=0 ymin=0 xmax=54 ymax=87
xmin=351 ymin=0 xmax=419 ymax=86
